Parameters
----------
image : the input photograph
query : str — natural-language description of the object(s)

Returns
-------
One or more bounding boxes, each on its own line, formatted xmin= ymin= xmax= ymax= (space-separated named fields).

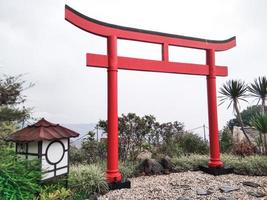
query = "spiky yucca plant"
xmin=219 ymin=79 xmax=251 ymax=144
xmin=251 ymin=113 xmax=267 ymax=154
xmin=248 ymin=76 xmax=267 ymax=114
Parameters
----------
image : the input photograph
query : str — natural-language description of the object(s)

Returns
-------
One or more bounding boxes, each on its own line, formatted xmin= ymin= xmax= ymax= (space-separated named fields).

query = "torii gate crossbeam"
xmin=65 ymin=5 xmax=236 ymax=184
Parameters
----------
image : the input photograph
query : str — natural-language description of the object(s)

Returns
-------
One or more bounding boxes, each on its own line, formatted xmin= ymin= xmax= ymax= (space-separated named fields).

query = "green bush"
xmin=69 ymin=146 xmax=85 ymax=164
xmin=69 ymin=164 xmax=108 ymax=197
xmin=157 ymin=141 xmax=183 ymax=158
xmin=119 ymin=162 xmax=136 ymax=181
xmin=0 ymin=148 xmax=41 ymax=200
xmin=178 ymin=133 xmax=209 ymax=154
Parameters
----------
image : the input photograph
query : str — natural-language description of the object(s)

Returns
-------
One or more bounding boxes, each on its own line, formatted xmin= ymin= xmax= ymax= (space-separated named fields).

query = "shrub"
xmin=69 ymin=146 xmax=85 ymax=164
xmin=232 ymin=141 xmax=257 ymax=156
xmin=39 ymin=184 xmax=71 ymax=200
xmin=0 ymin=148 xmax=41 ymax=200
xmin=178 ymin=133 xmax=209 ymax=154
xmin=69 ymin=164 xmax=108 ymax=197
xmin=157 ymin=141 xmax=183 ymax=158
xmin=119 ymin=162 xmax=136 ymax=181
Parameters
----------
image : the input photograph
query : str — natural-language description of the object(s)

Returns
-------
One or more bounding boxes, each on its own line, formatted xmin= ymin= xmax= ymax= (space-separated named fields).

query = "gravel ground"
xmin=99 ymin=171 xmax=267 ymax=200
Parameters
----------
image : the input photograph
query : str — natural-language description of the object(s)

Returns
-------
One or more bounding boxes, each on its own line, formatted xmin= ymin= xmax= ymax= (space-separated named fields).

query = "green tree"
xmin=0 ymin=74 xmax=33 ymax=147
xmin=82 ymin=131 xmax=107 ymax=163
xmin=219 ymin=80 xmax=251 ymax=144
xmin=251 ymin=113 xmax=267 ymax=154
xmin=248 ymin=76 xmax=267 ymax=114
xmin=227 ymin=105 xmax=266 ymax=129
xmin=159 ymin=121 xmax=184 ymax=146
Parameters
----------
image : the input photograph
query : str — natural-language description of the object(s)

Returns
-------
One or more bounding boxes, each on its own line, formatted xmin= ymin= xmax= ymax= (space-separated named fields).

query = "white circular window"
xmin=46 ymin=141 xmax=65 ymax=164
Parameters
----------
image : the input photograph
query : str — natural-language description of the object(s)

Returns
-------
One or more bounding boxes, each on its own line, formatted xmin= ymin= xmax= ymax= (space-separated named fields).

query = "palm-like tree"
xmin=251 ymin=113 xmax=267 ymax=154
xmin=219 ymin=80 xmax=252 ymax=144
xmin=248 ymin=76 xmax=267 ymax=114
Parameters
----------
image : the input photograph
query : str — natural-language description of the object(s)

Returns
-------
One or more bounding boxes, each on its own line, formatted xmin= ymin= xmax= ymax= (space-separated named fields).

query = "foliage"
xmin=98 ymin=113 xmax=185 ymax=162
xmin=81 ymin=131 xmax=106 ymax=163
xmin=251 ymin=112 xmax=267 ymax=134
xmin=69 ymin=164 xmax=108 ymax=197
xmin=0 ymin=148 xmax=41 ymax=200
xmin=227 ymin=105 xmax=265 ymax=129
xmin=69 ymin=192 xmax=88 ymax=200
xmin=157 ymin=140 xmax=183 ymax=158
xmin=0 ymin=74 xmax=33 ymax=122
xmin=220 ymin=126 xmax=233 ymax=153
xmin=178 ymin=133 xmax=208 ymax=154
xmin=69 ymin=146 xmax=85 ymax=164
xmin=250 ymin=112 xmax=267 ymax=154
xmin=119 ymin=161 xmax=136 ymax=181
xmin=39 ymin=184 xmax=71 ymax=200
xmin=0 ymin=74 xmax=34 ymax=147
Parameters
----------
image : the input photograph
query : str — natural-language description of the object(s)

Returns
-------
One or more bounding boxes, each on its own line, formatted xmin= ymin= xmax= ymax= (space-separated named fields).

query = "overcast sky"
xmin=1 ymin=0 xmax=266 ymax=135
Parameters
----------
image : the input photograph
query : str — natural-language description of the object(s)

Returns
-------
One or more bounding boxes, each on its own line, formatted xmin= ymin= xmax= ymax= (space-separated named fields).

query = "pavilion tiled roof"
xmin=6 ymin=118 xmax=79 ymax=142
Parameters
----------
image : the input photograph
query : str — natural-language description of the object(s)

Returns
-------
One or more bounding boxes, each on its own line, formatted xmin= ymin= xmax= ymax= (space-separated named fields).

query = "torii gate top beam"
xmin=65 ymin=5 xmax=236 ymax=77
xmin=65 ymin=5 xmax=236 ymax=51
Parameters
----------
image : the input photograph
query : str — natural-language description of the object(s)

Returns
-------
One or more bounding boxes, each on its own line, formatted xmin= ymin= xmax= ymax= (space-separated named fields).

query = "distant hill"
xmin=63 ymin=123 xmax=104 ymax=148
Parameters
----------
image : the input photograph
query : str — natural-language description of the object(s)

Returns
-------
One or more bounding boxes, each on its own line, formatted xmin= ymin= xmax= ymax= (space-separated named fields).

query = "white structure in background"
xmin=7 ymin=118 xmax=79 ymax=182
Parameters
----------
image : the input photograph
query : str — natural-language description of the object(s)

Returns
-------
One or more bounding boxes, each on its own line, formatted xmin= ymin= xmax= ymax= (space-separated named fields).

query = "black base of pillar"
xmin=199 ymin=165 xmax=234 ymax=176
xmin=109 ymin=179 xmax=131 ymax=190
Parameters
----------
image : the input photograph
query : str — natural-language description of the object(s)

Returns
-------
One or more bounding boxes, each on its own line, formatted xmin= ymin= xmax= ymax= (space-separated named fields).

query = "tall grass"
xmin=171 ymin=154 xmax=267 ymax=176
xmin=222 ymin=154 xmax=267 ymax=176
xmin=69 ymin=164 xmax=108 ymax=197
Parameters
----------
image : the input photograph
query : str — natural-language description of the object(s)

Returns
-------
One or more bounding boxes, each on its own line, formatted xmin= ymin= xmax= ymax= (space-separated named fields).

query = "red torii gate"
xmin=65 ymin=5 xmax=236 ymax=183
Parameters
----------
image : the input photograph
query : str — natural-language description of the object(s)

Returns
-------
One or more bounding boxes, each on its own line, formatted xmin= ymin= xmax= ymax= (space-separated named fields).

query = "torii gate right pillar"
xmin=206 ymin=49 xmax=223 ymax=168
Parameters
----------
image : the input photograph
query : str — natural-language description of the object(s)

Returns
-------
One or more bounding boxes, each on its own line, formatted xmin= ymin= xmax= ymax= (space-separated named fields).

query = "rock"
xmin=159 ymin=156 xmax=174 ymax=172
xmin=87 ymin=193 xmax=98 ymax=200
xmin=177 ymin=197 xmax=191 ymax=200
xmin=136 ymin=150 xmax=152 ymax=161
xmin=247 ymin=191 xmax=266 ymax=198
xmin=196 ymin=189 xmax=212 ymax=195
xmin=242 ymin=181 xmax=260 ymax=188
xmin=137 ymin=158 xmax=163 ymax=175
xmin=219 ymin=186 xmax=239 ymax=193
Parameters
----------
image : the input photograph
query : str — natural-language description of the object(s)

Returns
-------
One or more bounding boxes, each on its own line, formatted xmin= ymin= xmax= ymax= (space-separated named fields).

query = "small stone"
xmin=242 ymin=181 xmax=260 ymax=188
xmin=180 ymin=184 xmax=191 ymax=190
xmin=177 ymin=197 xmax=191 ymax=200
xmin=196 ymin=189 xmax=212 ymax=195
xmin=219 ymin=186 xmax=239 ymax=193
xmin=218 ymin=197 xmax=235 ymax=200
xmin=247 ymin=191 xmax=266 ymax=198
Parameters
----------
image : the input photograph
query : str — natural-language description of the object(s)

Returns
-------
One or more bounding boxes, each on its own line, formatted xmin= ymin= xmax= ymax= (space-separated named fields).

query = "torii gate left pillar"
xmin=106 ymin=35 xmax=121 ymax=182
xmin=65 ymin=5 xmax=236 ymax=185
